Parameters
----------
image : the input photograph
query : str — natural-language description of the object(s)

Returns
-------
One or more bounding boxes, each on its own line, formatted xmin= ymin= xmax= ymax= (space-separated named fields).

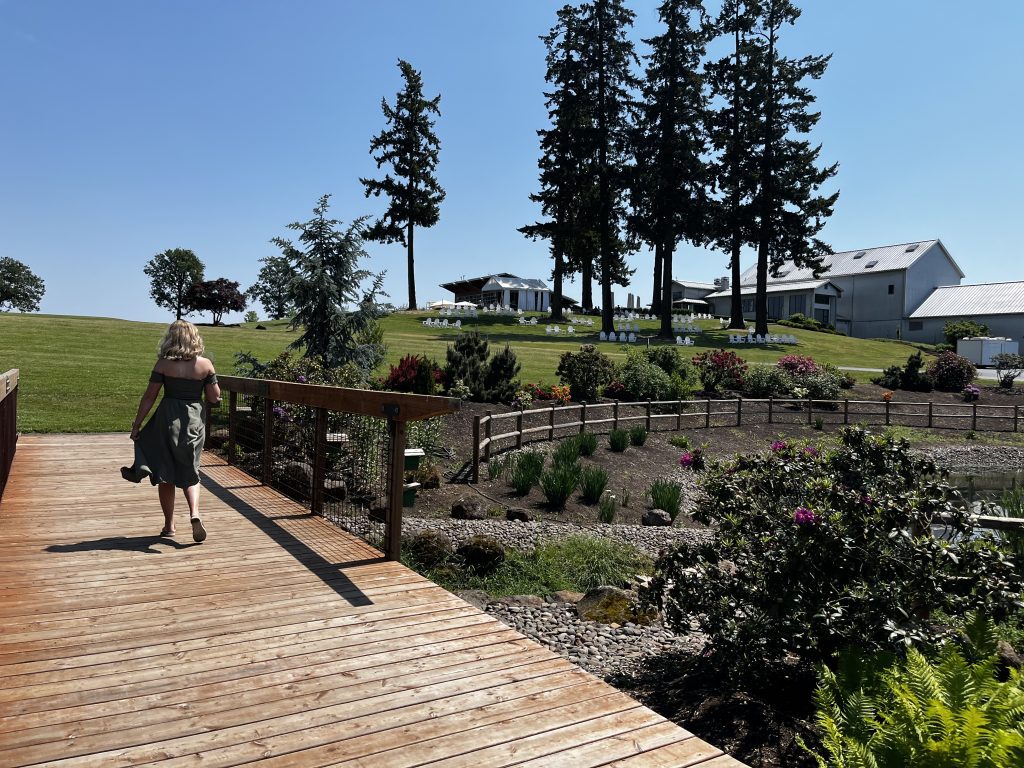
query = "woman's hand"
xmin=130 ymin=424 xmax=141 ymax=441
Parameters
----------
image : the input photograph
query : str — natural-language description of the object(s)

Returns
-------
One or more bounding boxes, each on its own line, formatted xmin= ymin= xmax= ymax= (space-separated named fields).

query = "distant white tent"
xmin=426 ymin=300 xmax=477 ymax=310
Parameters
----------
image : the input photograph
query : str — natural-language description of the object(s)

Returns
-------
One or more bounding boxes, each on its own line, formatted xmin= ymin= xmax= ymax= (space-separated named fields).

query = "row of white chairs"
xmin=517 ymin=316 xmax=540 ymax=326
xmin=673 ymin=325 xmax=702 ymax=334
xmin=481 ymin=305 xmax=517 ymax=315
xmin=598 ymin=331 xmax=638 ymax=343
xmin=422 ymin=318 xmax=463 ymax=329
xmin=570 ymin=317 xmax=595 ymax=326
xmin=545 ymin=325 xmax=577 ymax=335
xmin=676 ymin=336 xmax=696 ymax=346
xmin=730 ymin=333 xmax=798 ymax=345
xmin=437 ymin=307 xmax=478 ymax=318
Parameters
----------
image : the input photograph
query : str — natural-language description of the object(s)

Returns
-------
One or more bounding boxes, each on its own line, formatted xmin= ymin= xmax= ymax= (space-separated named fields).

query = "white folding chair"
xmin=599 ymin=331 xmax=608 ymax=341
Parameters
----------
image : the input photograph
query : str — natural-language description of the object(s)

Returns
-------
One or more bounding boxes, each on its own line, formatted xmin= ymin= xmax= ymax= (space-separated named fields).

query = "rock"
xmin=451 ymin=498 xmax=486 ymax=520
xmin=405 ymin=530 xmax=453 ymax=568
xmin=456 ymin=589 xmax=491 ymax=610
xmin=272 ymin=462 xmax=313 ymax=501
xmin=456 ymin=534 xmax=505 ymax=575
xmin=552 ymin=590 xmax=584 ymax=604
xmin=497 ymin=594 xmax=546 ymax=607
xmin=255 ymin=324 xmax=267 ymax=330
xmin=998 ymin=640 xmax=1023 ymax=677
xmin=505 ymin=507 xmax=531 ymax=522
xmin=642 ymin=509 xmax=673 ymax=526
xmin=577 ymin=586 xmax=658 ymax=626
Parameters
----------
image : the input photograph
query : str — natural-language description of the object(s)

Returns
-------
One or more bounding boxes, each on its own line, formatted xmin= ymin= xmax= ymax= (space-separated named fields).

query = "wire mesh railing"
xmin=0 ymin=369 xmax=18 ymax=502
xmin=205 ymin=376 xmax=459 ymax=559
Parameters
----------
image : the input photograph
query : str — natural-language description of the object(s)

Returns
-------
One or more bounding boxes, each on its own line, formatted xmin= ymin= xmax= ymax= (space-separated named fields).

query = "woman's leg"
xmin=184 ymin=484 xmax=207 ymax=542
xmin=158 ymin=483 xmax=175 ymax=533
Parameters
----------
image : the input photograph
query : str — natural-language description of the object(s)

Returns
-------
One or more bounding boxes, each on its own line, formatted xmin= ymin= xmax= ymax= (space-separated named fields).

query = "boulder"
xmin=577 ymin=586 xmax=658 ymax=625
xmin=505 ymin=507 xmax=531 ymax=522
xmin=456 ymin=589 xmax=491 ymax=610
xmin=497 ymin=594 xmax=546 ymax=607
xmin=272 ymin=462 xmax=313 ymax=502
xmin=451 ymin=498 xmax=486 ymax=520
xmin=551 ymin=590 xmax=584 ymax=604
xmin=456 ymin=534 xmax=505 ymax=575
xmin=405 ymin=530 xmax=453 ymax=568
xmin=642 ymin=509 xmax=673 ymax=526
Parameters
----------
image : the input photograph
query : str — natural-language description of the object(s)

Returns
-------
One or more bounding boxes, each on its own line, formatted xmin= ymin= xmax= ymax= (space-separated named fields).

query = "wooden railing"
xmin=207 ymin=376 xmax=460 ymax=560
xmin=472 ymin=396 xmax=1023 ymax=482
xmin=0 ymin=369 xmax=18 ymax=502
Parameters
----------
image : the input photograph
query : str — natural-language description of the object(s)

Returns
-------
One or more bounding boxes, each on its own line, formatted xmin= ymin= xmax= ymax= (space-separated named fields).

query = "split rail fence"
xmin=0 ymin=368 xmax=18 ymax=501
xmin=206 ymin=376 xmax=460 ymax=559
xmin=472 ymin=396 xmax=1022 ymax=483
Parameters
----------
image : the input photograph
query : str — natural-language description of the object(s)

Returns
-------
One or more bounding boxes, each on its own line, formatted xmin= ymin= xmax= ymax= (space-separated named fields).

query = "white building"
xmin=439 ymin=273 xmax=567 ymax=312
xmin=905 ymin=281 xmax=1024 ymax=345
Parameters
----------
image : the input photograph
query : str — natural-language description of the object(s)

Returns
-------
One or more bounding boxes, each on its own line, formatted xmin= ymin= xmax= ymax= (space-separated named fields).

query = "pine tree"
xmin=706 ymin=0 xmax=761 ymax=330
xmin=361 ymin=59 xmax=444 ymax=311
xmin=629 ymin=0 xmax=711 ymax=338
xmin=748 ymin=0 xmax=839 ymax=335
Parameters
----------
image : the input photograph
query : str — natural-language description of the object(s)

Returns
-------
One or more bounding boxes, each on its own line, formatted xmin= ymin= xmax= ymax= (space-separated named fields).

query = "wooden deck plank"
xmin=0 ymin=434 xmax=745 ymax=767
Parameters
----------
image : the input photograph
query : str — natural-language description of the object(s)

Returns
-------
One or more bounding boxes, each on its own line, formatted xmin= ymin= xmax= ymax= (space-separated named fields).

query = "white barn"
xmin=905 ymin=281 xmax=1024 ymax=345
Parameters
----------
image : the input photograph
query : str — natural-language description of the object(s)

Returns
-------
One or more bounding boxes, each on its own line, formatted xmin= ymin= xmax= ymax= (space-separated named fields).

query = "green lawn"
xmin=2 ymin=310 xmax=933 ymax=432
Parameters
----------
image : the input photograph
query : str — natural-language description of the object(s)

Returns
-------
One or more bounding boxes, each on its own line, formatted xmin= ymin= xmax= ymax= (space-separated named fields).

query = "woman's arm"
xmin=130 ymin=382 xmax=163 ymax=441
xmin=205 ymin=380 xmax=221 ymax=405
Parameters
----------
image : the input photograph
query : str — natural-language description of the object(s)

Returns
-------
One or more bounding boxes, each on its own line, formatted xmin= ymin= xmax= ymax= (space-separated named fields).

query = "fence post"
xmin=310 ymin=407 xmax=328 ymax=516
xmin=844 ymin=399 xmax=849 ymax=425
xmin=516 ymin=411 xmax=524 ymax=449
xmin=768 ymin=396 xmax=773 ymax=424
xmin=646 ymin=400 xmax=652 ymax=431
xmin=613 ymin=401 xmax=620 ymax=431
xmin=262 ymin=399 xmax=274 ymax=485
xmin=580 ymin=403 xmax=588 ymax=435
xmin=385 ymin=417 xmax=407 ymax=561
xmin=549 ymin=405 xmax=556 ymax=441
xmin=885 ymin=399 xmax=891 ymax=426
xmin=972 ymin=402 xmax=978 ymax=431
xmin=227 ymin=391 xmax=237 ymax=465
xmin=807 ymin=396 xmax=813 ymax=425
xmin=736 ymin=396 xmax=742 ymax=427
xmin=1015 ymin=405 xmax=1020 ymax=433
xmin=676 ymin=399 xmax=683 ymax=431
xmin=472 ymin=415 xmax=481 ymax=484
xmin=928 ymin=401 xmax=933 ymax=429
xmin=705 ymin=398 xmax=711 ymax=429
xmin=484 ymin=411 xmax=493 ymax=462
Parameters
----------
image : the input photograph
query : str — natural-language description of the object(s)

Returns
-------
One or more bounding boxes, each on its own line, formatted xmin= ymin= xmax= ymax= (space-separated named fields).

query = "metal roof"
xmin=671 ymin=279 xmax=717 ymax=290
xmin=481 ymin=275 xmax=549 ymax=291
xmin=705 ymin=279 xmax=840 ymax=299
xmin=738 ymin=240 xmax=964 ymax=284
xmin=909 ymin=281 xmax=1024 ymax=318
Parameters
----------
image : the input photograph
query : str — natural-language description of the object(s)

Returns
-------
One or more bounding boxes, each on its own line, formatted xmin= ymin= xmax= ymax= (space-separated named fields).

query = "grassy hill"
xmin=2 ymin=310 xmax=931 ymax=432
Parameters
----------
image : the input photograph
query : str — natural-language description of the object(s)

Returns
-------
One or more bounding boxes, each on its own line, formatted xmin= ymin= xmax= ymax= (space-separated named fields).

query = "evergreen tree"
xmin=273 ymin=195 xmax=386 ymax=373
xmin=706 ymin=0 xmax=761 ymax=329
xmin=521 ymin=4 xmax=599 ymax=321
xmin=143 ymin=248 xmax=204 ymax=319
xmin=748 ymin=0 xmax=839 ymax=335
xmin=361 ymin=59 xmax=444 ymax=311
xmin=629 ymin=0 xmax=711 ymax=338
xmin=247 ymin=255 xmax=297 ymax=319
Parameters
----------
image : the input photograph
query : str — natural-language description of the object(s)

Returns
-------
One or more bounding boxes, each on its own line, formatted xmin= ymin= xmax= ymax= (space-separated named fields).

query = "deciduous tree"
xmin=0 ymin=257 xmax=45 ymax=312
xmin=247 ymin=255 xmax=296 ymax=320
xmin=185 ymin=278 xmax=247 ymax=325
xmin=361 ymin=60 xmax=444 ymax=311
xmin=143 ymin=248 xmax=204 ymax=319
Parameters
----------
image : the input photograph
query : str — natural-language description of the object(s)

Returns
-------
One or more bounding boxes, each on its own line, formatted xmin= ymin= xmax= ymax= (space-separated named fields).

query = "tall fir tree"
xmin=748 ymin=0 xmax=839 ymax=335
xmin=629 ymin=0 xmax=711 ymax=338
xmin=521 ymin=4 xmax=598 ymax=321
xmin=361 ymin=59 xmax=444 ymax=311
xmin=706 ymin=0 xmax=761 ymax=329
xmin=578 ymin=0 xmax=639 ymax=331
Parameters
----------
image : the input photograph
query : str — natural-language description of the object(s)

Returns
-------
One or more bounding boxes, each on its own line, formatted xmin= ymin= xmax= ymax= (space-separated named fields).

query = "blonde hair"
xmin=158 ymin=320 xmax=205 ymax=360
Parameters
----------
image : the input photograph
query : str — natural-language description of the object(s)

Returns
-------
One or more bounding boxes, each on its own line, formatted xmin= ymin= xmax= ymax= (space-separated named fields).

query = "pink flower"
xmin=679 ymin=452 xmax=694 ymax=468
xmin=803 ymin=446 xmax=819 ymax=457
xmin=794 ymin=506 xmax=818 ymax=526
xmin=771 ymin=441 xmax=786 ymax=452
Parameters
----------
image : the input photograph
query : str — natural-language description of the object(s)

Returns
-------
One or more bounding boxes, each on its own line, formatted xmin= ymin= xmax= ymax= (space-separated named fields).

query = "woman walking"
xmin=121 ymin=319 xmax=221 ymax=542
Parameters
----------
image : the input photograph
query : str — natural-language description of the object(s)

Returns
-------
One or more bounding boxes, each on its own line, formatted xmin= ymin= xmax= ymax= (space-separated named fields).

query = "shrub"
xmin=874 ymin=352 xmax=934 ymax=392
xmin=608 ymin=429 xmax=629 ymax=452
xmin=486 ymin=456 xmax=506 ymax=481
xmin=597 ymin=492 xmax=618 ymax=523
xmin=669 ymin=435 xmax=691 ymax=450
xmin=944 ymin=318 xmax=989 ymax=347
xmin=577 ymin=432 xmax=598 ymax=457
xmin=820 ymin=362 xmax=856 ymax=389
xmin=603 ymin=380 xmax=628 ymax=399
xmin=801 ymin=369 xmax=843 ymax=401
xmin=777 ymin=354 xmax=820 ymax=377
xmin=873 ymin=364 xmax=903 ymax=390
xmin=692 ymin=349 xmax=746 ymax=392
xmin=507 ymin=451 xmax=544 ymax=495
xmin=484 ymin=344 xmax=522 ymax=403
xmin=778 ymin=312 xmax=843 ymax=335
xmin=678 ymin=448 xmax=706 ymax=470
xmin=381 ymin=353 xmax=443 ymax=394
xmin=551 ymin=436 xmax=582 ymax=467
xmin=993 ymin=353 xmax=1024 ymax=389
xmin=811 ymin=617 xmax=1024 ymax=768
xmin=404 ymin=530 xmax=453 ymax=568
xmin=556 ymin=345 xmax=615 ymax=401
xmin=540 ymin=462 xmax=580 ymax=509
xmin=511 ymin=390 xmax=534 ymax=411
xmin=648 ymin=478 xmax=683 ymax=520
xmin=579 ymin=465 xmax=609 ymax=504
xmin=928 ymin=350 xmax=977 ymax=391
xmin=444 ymin=332 xmax=521 ymax=403
xmin=448 ymin=379 xmax=471 ymax=400
xmin=645 ymin=346 xmax=687 ymax=377
xmin=456 ymin=534 xmax=506 ymax=575
xmin=628 ymin=425 xmax=648 ymax=446
xmin=963 ymin=384 xmax=981 ymax=402
xmin=617 ymin=350 xmax=675 ymax=401
xmin=535 ymin=536 xmax=652 ymax=592
xmin=742 ymin=365 xmax=793 ymax=398
xmin=643 ymin=427 xmax=1024 ymax=677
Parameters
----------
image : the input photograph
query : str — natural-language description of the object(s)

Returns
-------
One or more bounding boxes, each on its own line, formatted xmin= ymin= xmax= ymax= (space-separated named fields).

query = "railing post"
xmin=646 ymin=400 xmax=652 ymax=431
xmin=613 ymin=400 xmax=620 ymax=431
xmin=262 ymin=399 xmax=274 ymax=485
xmin=705 ymin=398 xmax=711 ymax=429
xmin=736 ymin=396 xmax=742 ymax=427
xmin=768 ymin=396 xmax=773 ymax=424
xmin=516 ymin=411 xmax=524 ymax=449
xmin=807 ymin=396 xmax=813 ymax=425
xmin=310 ymin=407 xmax=328 ymax=516
xmin=844 ymin=399 xmax=849 ymax=425
xmin=885 ymin=399 xmax=891 ymax=426
xmin=676 ymin=399 xmax=682 ymax=431
xmin=484 ymin=411 xmax=493 ymax=462
xmin=972 ymin=402 xmax=978 ymax=431
xmin=928 ymin=401 xmax=933 ymax=429
xmin=580 ymin=403 xmax=588 ymax=435
xmin=386 ymin=417 xmax=407 ymax=561
xmin=472 ymin=415 xmax=481 ymax=484
xmin=549 ymin=405 xmax=556 ymax=441
xmin=227 ymin=391 xmax=237 ymax=465
xmin=1015 ymin=405 xmax=1020 ymax=433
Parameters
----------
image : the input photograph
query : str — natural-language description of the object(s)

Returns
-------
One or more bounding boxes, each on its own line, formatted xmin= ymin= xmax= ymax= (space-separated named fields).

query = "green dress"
xmin=123 ymin=370 xmax=217 ymax=488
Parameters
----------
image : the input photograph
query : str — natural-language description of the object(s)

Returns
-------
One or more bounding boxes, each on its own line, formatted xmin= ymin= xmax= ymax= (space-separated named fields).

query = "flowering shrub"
xmin=741 ymin=365 xmax=793 ymax=398
xmin=642 ymin=428 xmax=1024 ymax=678
xmin=603 ymin=381 xmax=628 ymax=399
xmin=776 ymin=354 xmax=820 ymax=377
xmin=525 ymin=382 xmax=570 ymax=404
xmin=511 ymin=390 xmax=534 ymax=411
xmin=882 ymin=390 xmax=894 ymax=402
xmin=380 ymin=354 xmax=442 ymax=395
xmin=928 ymin=351 xmax=977 ymax=392
xmin=679 ymin=447 xmax=706 ymax=470
xmin=962 ymin=384 xmax=981 ymax=402
xmin=556 ymin=345 xmax=614 ymax=401
xmin=691 ymin=349 xmax=747 ymax=392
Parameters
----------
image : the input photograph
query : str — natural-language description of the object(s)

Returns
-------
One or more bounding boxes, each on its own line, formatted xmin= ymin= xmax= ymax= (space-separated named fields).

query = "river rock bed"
xmin=918 ymin=445 xmax=1024 ymax=472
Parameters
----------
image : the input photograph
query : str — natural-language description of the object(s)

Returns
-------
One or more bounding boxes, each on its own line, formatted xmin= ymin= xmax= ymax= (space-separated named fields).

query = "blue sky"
xmin=2 ymin=0 xmax=1022 ymax=323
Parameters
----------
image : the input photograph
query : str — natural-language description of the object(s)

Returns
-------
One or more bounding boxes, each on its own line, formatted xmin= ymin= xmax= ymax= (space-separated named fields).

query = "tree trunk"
xmin=407 ymin=221 xmax=416 ymax=310
xmin=581 ymin=255 xmax=593 ymax=311
xmin=597 ymin=0 xmax=614 ymax=335
xmin=729 ymin=232 xmax=745 ymax=329
xmin=728 ymin=12 xmax=746 ymax=331
xmin=551 ymin=248 xmax=565 ymax=321
xmin=660 ymin=239 xmax=674 ymax=339
xmin=754 ymin=3 xmax=777 ymax=338
xmin=651 ymin=242 xmax=663 ymax=314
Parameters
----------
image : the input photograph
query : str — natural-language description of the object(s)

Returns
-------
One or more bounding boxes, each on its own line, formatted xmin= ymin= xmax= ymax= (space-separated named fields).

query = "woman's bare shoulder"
xmin=198 ymin=356 xmax=216 ymax=374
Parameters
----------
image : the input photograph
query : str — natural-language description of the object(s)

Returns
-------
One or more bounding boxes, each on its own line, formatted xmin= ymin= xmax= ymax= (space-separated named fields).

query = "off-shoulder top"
xmin=149 ymin=370 xmax=218 ymax=402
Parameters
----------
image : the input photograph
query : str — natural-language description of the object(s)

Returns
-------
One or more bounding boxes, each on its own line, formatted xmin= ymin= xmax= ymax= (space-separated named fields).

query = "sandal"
xmin=159 ymin=528 xmax=175 ymax=537
xmin=191 ymin=516 xmax=207 ymax=543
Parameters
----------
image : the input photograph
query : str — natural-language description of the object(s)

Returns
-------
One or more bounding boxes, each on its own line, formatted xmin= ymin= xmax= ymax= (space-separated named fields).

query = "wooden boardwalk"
xmin=0 ymin=434 xmax=744 ymax=767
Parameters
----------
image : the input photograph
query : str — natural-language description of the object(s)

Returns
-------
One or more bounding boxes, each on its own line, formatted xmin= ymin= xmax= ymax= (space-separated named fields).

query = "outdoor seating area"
xmin=517 ymin=316 xmax=540 ymax=325
xmin=598 ymin=331 xmax=639 ymax=343
xmin=676 ymin=336 xmax=696 ymax=346
xmin=422 ymin=317 xmax=464 ymax=329
xmin=434 ymin=305 xmax=478 ymax=318
xmin=729 ymin=333 xmax=798 ymax=345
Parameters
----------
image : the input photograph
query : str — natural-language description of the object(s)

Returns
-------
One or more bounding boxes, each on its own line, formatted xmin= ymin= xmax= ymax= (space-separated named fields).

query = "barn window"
xmin=887 ymin=284 xmax=895 ymax=295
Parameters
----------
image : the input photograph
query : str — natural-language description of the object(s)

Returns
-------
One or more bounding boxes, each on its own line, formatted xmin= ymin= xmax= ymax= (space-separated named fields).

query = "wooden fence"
xmin=207 ymin=376 xmax=460 ymax=560
xmin=0 ymin=369 xmax=17 ymax=501
xmin=472 ymin=396 xmax=1022 ymax=483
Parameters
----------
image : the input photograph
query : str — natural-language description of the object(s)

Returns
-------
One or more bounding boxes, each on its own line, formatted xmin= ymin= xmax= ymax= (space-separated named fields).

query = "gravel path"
xmin=918 ymin=445 xmax=1024 ymax=472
